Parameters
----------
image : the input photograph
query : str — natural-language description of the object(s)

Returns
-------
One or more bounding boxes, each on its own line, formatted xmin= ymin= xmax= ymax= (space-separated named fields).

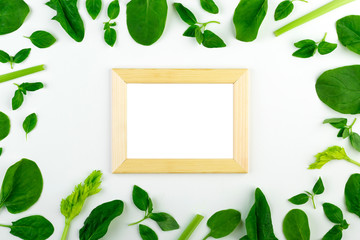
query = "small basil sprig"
xmin=200 ymin=0 xmax=219 ymax=14
xmin=274 ymin=0 xmax=308 ymax=21
xmin=23 ymin=113 xmax=37 ymax=139
xmin=25 ymin=31 xmax=56 ymax=49
xmin=322 ymin=203 xmax=349 ymax=240
xmin=0 ymin=111 xmax=11 ymax=141
xmin=203 ymin=209 xmax=241 ymax=240
xmin=309 ymin=146 xmax=360 ymax=169
xmin=104 ymin=0 xmax=120 ymax=47
xmin=288 ymin=177 xmax=324 ymax=209
xmin=0 ymin=49 xmax=31 ymax=69
xmin=293 ymin=33 xmax=337 ymax=58
xmin=283 ymin=209 xmax=310 ymax=240
xmin=12 ymin=82 xmax=44 ymax=110
xmin=173 ymin=3 xmax=225 ymax=48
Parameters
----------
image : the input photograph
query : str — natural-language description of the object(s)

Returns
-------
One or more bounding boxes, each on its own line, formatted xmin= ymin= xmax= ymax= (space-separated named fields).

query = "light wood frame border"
xmin=112 ymin=69 xmax=248 ymax=173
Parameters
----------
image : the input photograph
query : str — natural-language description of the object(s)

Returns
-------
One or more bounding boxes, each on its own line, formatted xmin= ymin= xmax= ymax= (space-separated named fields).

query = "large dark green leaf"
xmin=46 ymin=0 xmax=85 ymax=42
xmin=345 ymin=173 xmax=360 ymax=218
xmin=0 ymin=159 xmax=43 ymax=214
xmin=10 ymin=215 xmax=54 ymax=240
xmin=79 ymin=200 xmax=124 ymax=240
xmin=149 ymin=212 xmax=179 ymax=231
xmin=283 ymin=209 xmax=310 ymax=240
xmin=204 ymin=209 xmax=241 ymax=239
xmin=126 ymin=0 xmax=168 ymax=46
xmin=336 ymin=15 xmax=360 ymax=55
xmin=0 ymin=0 xmax=29 ymax=35
xmin=0 ymin=111 xmax=10 ymax=141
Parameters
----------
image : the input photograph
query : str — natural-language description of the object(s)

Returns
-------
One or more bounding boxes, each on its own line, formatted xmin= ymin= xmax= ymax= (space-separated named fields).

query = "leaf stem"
xmin=0 ymin=224 xmax=11 ymax=228
xmin=350 ymin=118 xmax=357 ymax=128
xmin=0 ymin=65 xmax=45 ymax=84
xmin=61 ymin=219 xmax=71 ymax=240
xmin=310 ymin=194 xmax=316 ymax=209
xmin=274 ymin=0 xmax=356 ymax=36
xmin=178 ymin=214 xmax=204 ymax=240
xmin=346 ymin=158 xmax=360 ymax=167
xmin=202 ymin=234 xmax=210 ymax=240
xmin=128 ymin=216 xmax=148 ymax=226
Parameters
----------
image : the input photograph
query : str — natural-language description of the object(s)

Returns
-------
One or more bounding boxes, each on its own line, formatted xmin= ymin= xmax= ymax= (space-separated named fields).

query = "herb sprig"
xmin=288 ymin=177 xmax=324 ymax=209
xmin=293 ymin=33 xmax=337 ymax=58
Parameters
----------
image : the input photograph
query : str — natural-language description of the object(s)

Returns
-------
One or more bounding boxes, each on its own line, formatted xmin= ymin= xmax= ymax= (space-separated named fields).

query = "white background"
xmin=0 ymin=0 xmax=359 ymax=239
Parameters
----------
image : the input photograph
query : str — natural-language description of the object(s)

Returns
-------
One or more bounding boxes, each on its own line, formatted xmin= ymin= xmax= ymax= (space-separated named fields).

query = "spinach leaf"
xmin=233 ymin=0 xmax=268 ymax=42
xmin=283 ymin=209 xmax=310 ymax=240
xmin=127 ymin=0 xmax=168 ymax=46
xmin=203 ymin=209 xmax=241 ymax=239
xmin=316 ymin=65 xmax=360 ymax=114
xmin=309 ymin=146 xmax=360 ymax=169
xmin=0 ymin=50 xmax=10 ymax=63
xmin=23 ymin=113 xmax=38 ymax=139
xmin=12 ymin=82 xmax=44 ymax=110
xmin=322 ymin=225 xmax=343 ymax=240
xmin=0 ymin=159 xmax=43 ymax=214
xmin=288 ymin=193 xmax=309 ymax=205
xmin=345 ymin=173 xmax=360 ymax=218
xmin=46 ymin=0 xmax=85 ymax=42
xmin=202 ymin=30 xmax=226 ymax=48
xmin=274 ymin=1 xmax=294 ymax=21
xmin=108 ymin=0 xmax=120 ymax=19
xmin=80 ymin=200 xmax=124 ymax=240
xmin=86 ymin=0 xmax=102 ymax=20
xmin=149 ymin=212 xmax=179 ymax=231
xmin=336 ymin=15 xmax=360 ymax=55
xmin=139 ymin=224 xmax=158 ymax=240
xmin=0 ymin=0 xmax=29 ymax=35
xmin=14 ymin=48 xmax=31 ymax=64
xmin=200 ymin=0 xmax=219 ymax=14
xmin=173 ymin=3 xmax=197 ymax=25
xmin=26 ymin=31 xmax=56 ymax=49
xmin=0 ymin=112 xmax=10 ymax=141
xmin=12 ymin=90 xmax=24 ymax=110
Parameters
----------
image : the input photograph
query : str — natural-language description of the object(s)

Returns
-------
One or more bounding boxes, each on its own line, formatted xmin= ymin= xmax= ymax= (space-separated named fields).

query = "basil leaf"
xmin=0 ymin=159 xmax=43 ymax=214
xmin=323 ymin=203 xmax=343 ymax=224
xmin=183 ymin=25 xmax=198 ymax=37
xmin=341 ymin=128 xmax=350 ymax=139
xmin=149 ymin=212 xmax=179 ymax=231
xmin=233 ymin=0 xmax=268 ymax=42
xmin=292 ymin=44 xmax=317 ymax=58
xmin=294 ymin=39 xmax=315 ymax=48
xmin=12 ymin=90 xmax=24 ymax=110
xmin=316 ymin=65 xmax=360 ymax=114
xmin=345 ymin=173 xmax=360 ymax=218
xmin=318 ymin=41 xmax=337 ymax=55
xmin=195 ymin=28 xmax=203 ymax=44
xmin=0 ymin=0 xmax=29 ymax=35
xmin=108 ymin=0 xmax=120 ymax=20
xmin=312 ymin=177 xmax=324 ymax=195
xmin=0 ymin=50 xmax=10 ymax=63
xmin=80 ymin=200 xmax=124 ymax=240
xmin=0 ymin=112 xmax=10 ymax=141
xmin=10 ymin=215 xmax=54 ymax=240
xmin=139 ymin=224 xmax=158 ymax=240
xmin=289 ymin=193 xmax=309 ymax=205
xmin=13 ymin=48 xmax=31 ymax=64
xmin=21 ymin=82 xmax=44 ymax=92
xmin=200 ymin=0 xmax=219 ymax=14
xmin=350 ymin=132 xmax=360 ymax=152
xmin=322 ymin=225 xmax=342 ymax=240
xmin=202 ymin=30 xmax=226 ymax=48
xmin=274 ymin=1 xmax=294 ymax=21
xmin=283 ymin=209 xmax=310 ymax=240
xmin=336 ymin=15 xmax=360 ymax=55
xmin=23 ymin=113 xmax=38 ymax=138
xmin=104 ymin=28 xmax=117 ymax=47
xmin=86 ymin=0 xmax=102 ymax=20
xmin=46 ymin=0 xmax=85 ymax=42
xmin=133 ymin=185 xmax=150 ymax=211
xmin=27 ymin=31 xmax=56 ymax=49
xmin=323 ymin=118 xmax=347 ymax=129
xmin=204 ymin=209 xmax=241 ymax=239
xmin=174 ymin=3 xmax=197 ymax=25
xmin=127 ymin=0 xmax=168 ymax=46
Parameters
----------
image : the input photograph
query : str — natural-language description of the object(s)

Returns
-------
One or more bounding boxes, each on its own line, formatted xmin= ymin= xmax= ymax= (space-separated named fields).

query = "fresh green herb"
xmin=0 ymin=0 xmax=29 ymax=35
xmin=103 ymin=0 xmax=120 ymax=47
xmin=233 ymin=0 xmax=268 ymax=42
xmin=316 ymin=65 xmax=360 ymax=114
xmin=25 ymin=31 xmax=56 ymax=48
xmin=293 ymin=33 xmax=337 ymax=58
xmin=60 ymin=170 xmax=102 ymax=240
xmin=200 ymin=0 xmax=219 ymax=14
xmin=345 ymin=173 xmax=360 ymax=218
xmin=0 ymin=50 xmax=10 ymax=63
xmin=178 ymin=214 xmax=204 ymax=240
xmin=0 ymin=159 xmax=43 ymax=214
xmin=80 ymin=200 xmax=124 ymax=240
xmin=323 ymin=225 xmax=343 ymax=240
xmin=241 ymin=188 xmax=278 ymax=240
xmin=46 ymin=0 xmax=85 ymax=42
xmin=289 ymin=177 xmax=324 ymax=209
xmin=12 ymin=82 xmax=44 ymax=110
xmin=203 ymin=209 xmax=241 ymax=240
xmin=309 ymin=146 xmax=360 ymax=169
xmin=283 ymin=209 xmax=310 ymax=240
xmin=139 ymin=224 xmax=158 ymax=240
xmin=0 ymin=215 xmax=54 ymax=240
xmin=86 ymin=0 xmax=102 ymax=20
xmin=274 ymin=0 xmax=356 ymax=36
xmin=0 ymin=112 xmax=10 ymax=141
xmin=0 ymin=65 xmax=45 ymax=84
xmin=23 ymin=113 xmax=38 ymax=139
xmin=275 ymin=0 xmax=308 ymax=21
xmin=0 ymin=49 xmax=31 ymax=69
xmin=127 ymin=0 xmax=168 ymax=46
xmin=108 ymin=0 xmax=120 ymax=19
xmin=336 ymin=15 xmax=360 ymax=55
xmin=322 ymin=203 xmax=349 ymax=240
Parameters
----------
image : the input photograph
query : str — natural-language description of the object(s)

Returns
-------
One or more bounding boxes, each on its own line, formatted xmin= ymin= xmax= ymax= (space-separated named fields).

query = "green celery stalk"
xmin=178 ymin=214 xmax=204 ymax=240
xmin=0 ymin=65 xmax=45 ymax=84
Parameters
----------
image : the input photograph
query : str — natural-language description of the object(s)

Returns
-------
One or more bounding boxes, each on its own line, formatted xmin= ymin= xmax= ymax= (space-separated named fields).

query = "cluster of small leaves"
xmin=293 ymin=33 xmax=337 ymax=58
xmin=12 ymin=82 xmax=44 ymax=110
xmin=274 ymin=0 xmax=308 ymax=21
xmin=129 ymin=185 xmax=179 ymax=240
xmin=322 ymin=203 xmax=349 ymax=240
xmin=283 ymin=209 xmax=310 ymax=240
xmin=25 ymin=31 xmax=57 ymax=49
xmin=288 ymin=177 xmax=324 ymax=209
xmin=174 ymin=3 xmax=226 ymax=48
xmin=0 ymin=49 xmax=31 ymax=69
xmin=309 ymin=146 xmax=360 ymax=169
xmin=200 ymin=0 xmax=219 ymax=14
xmin=104 ymin=0 xmax=120 ymax=47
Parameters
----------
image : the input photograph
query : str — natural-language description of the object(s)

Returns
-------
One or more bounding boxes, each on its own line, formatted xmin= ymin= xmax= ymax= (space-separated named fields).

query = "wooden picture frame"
xmin=112 ymin=69 xmax=248 ymax=173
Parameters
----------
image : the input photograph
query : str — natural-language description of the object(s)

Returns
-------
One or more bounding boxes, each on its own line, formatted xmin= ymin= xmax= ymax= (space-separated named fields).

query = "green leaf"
xmin=0 ymin=0 xmax=30 ymax=35
xmin=336 ymin=15 xmax=360 ymax=55
xmin=0 ymin=112 xmax=10 ymax=141
xmin=27 ymin=31 xmax=56 ymax=49
xmin=283 ymin=209 xmax=310 ymax=240
xmin=20 ymin=82 xmax=44 ymax=92
xmin=233 ymin=0 xmax=268 ymax=42
xmin=149 ymin=212 xmax=179 ymax=231
xmin=345 ymin=173 xmax=360 ymax=218
xmin=313 ymin=177 xmax=324 ymax=195
xmin=139 ymin=224 xmax=158 ymax=240
xmin=350 ymin=132 xmax=360 ymax=152
xmin=202 ymin=30 xmax=226 ymax=48
xmin=200 ymin=0 xmax=219 ymax=14
xmin=183 ymin=25 xmax=198 ymax=37
xmin=13 ymin=48 xmax=31 ymax=64
xmin=294 ymin=40 xmax=316 ymax=48
xmin=195 ymin=27 xmax=203 ymax=44
xmin=133 ymin=185 xmax=150 ymax=211
xmin=309 ymin=146 xmax=351 ymax=169
xmin=46 ymin=0 xmax=85 ymax=42
xmin=323 ymin=203 xmax=343 ymax=224
xmin=203 ymin=209 xmax=241 ymax=239
xmin=173 ymin=3 xmax=197 ymax=25
xmin=0 ymin=148 xmax=2 ymax=157
xmin=0 ymin=50 xmax=10 ymax=63
xmin=338 ymin=128 xmax=350 ymax=138
xmin=23 ymin=113 xmax=38 ymax=138
xmin=318 ymin=41 xmax=337 ymax=55
xmin=292 ymin=42 xmax=317 ymax=58
xmin=86 ymin=0 xmax=102 ymax=20
xmin=274 ymin=1 xmax=294 ymax=21
xmin=104 ymin=28 xmax=117 ymax=47
xmin=316 ymin=65 xmax=360 ymax=114
xmin=12 ymin=90 xmax=24 ymax=110
xmin=80 ymin=200 xmax=124 ymax=240
xmin=323 ymin=118 xmax=347 ymax=129
xmin=108 ymin=0 xmax=120 ymax=20
xmin=289 ymin=193 xmax=309 ymax=205
xmin=322 ymin=225 xmax=343 ymax=240
xmin=0 ymin=159 xmax=43 ymax=214
xmin=341 ymin=219 xmax=349 ymax=229
xmin=9 ymin=215 xmax=54 ymax=240
xmin=127 ymin=0 xmax=168 ymax=46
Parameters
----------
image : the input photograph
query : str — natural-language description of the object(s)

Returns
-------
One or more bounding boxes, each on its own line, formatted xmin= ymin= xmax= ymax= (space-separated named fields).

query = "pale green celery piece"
xmin=178 ymin=214 xmax=204 ymax=240
xmin=0 ymin=65 xmax=45 ymax=84
xmin=309 ymin=146 xmax=360 ymax=169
